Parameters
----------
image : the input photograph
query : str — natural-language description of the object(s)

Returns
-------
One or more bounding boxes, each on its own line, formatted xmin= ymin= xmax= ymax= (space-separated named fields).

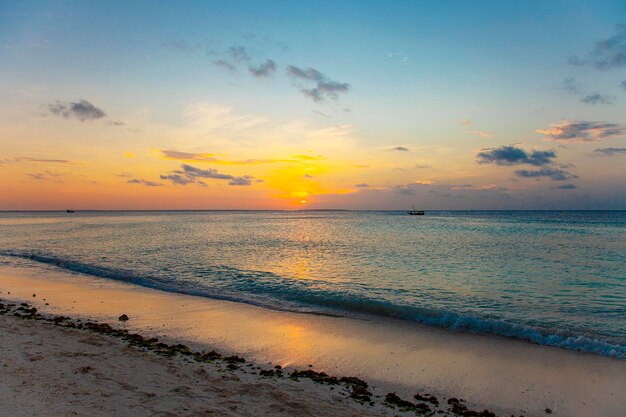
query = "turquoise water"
xmin=1 ymin=210 xmax=624 ymax=358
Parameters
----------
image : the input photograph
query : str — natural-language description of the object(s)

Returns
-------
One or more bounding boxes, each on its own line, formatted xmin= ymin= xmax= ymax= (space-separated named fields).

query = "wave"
xmin=2 ymin=250 xmax=625 ymax=359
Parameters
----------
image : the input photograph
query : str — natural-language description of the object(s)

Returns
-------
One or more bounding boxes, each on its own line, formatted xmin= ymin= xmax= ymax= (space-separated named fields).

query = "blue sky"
xmin=1 ymin=1 xmax=625 ymax=209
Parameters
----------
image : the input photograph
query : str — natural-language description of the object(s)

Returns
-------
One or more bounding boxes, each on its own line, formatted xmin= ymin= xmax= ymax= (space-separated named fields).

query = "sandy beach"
xmin=2 ymin=264 xmax=626 ymax=417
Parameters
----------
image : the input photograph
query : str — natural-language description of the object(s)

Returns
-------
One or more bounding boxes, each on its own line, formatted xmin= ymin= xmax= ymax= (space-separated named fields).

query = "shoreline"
xmin=2 ymin=264 xmax=626 ymax=416
xmin=0 ymin=301 xmax=496 ymax=417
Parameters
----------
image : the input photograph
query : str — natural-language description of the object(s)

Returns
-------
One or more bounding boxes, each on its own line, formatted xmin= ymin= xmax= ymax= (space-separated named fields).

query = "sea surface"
xmin=1 ymin=210 xmax=625 ymax=358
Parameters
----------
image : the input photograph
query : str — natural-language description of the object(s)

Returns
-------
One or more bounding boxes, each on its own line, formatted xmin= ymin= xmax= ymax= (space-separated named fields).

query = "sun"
xmin=300 ymin=200 xmax=307 ymax=204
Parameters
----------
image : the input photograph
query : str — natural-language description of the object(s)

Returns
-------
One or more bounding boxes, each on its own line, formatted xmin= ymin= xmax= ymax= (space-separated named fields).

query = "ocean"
xmin=1 ymin=210 xmax=624 ymax=358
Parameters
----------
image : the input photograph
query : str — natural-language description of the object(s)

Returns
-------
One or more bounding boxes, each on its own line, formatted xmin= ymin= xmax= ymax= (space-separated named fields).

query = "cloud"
xmin=552 ymin=184 xmax=577 ymax=190
xmin=48 ymin=99 xmax=106 ymax=121
xmin=391 ymin=146 xmax=410 ymax=152
xmin=26 ymin=171 xmax=64 ymax=181
xmin=313 ymin=110 xmax=330 ymax=118
xmin=593 ymin=147 xmax=626 ymax=156
xmin=159 ymin=149 xmax=289 ymax=165
xmin=213 ymin=59 xmax=238 ymax=74
xmin=464 ymin=130 xmax=493 ymax=138
xmin=286 ymin=65 xmax=350 ymax=102
xmin=387 ymin=51 xmax=408 ymax=62
xmin=248 ymin=59 xmax=276 ymax=77
xmin=536 ymin=121 xmax=626 ymax=142
xmin=581 ymin=92 xmax=614 ymax=105
xmin=226 ymin=46 xmax=250 ymax=63
xmin=415 ymin=164 xmax=431 ymax=169
xmin=568 ymin=24 xmax=626 ymax=70
xmin=159 ymin=174 xmax=196 ymax=185
xmin=160 ymin=164 xmax=261 ymax=187
xmin=476 ymin=145 xmax=556 ymax=166
xmin=161 ymin=40 xmax=197 ymax=53
xmin=457 ymin=119 xmax=473 ymax=126
xmin=515 ymin=168 xmax=577 ymax=181
xmin=127 ymin=178 xmax=164 ymax=187
xmin=1 ymin=156 xmax=81 ymax=166
xmin=106 ymin=120 xmax=125 ymax=126
xmin=451 ymin=184 xmax=503 ymax=191
xmin=622 ymin=80 xmax=626 ymax=90
xmin=562 ymin=77 xmax=581 ymax=95
xmin=355 ymin=183 xmax=369 ymax=188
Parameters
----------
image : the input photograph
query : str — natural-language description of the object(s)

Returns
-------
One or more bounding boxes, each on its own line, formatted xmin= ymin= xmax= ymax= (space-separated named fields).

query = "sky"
xmin=1 ymin=0 xmax=626 ymax=210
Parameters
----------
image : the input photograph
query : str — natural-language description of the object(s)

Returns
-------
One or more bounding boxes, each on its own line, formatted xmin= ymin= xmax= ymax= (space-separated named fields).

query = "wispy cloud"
xmin=568 ymin=24 xmax=626 ymax=70
xmin=48 ymin=99 xmax=106 ymax=121
xmin=476 ymin=145 xmax=556 ymax=166
xmin=161 ymin=40 xmax=198 ymax=53
xmin=559 ymin=78 xmax=613 ymax=105
xmin=248 ymin=59 xmax=276 ymax=77
xmin=536 ymin=121 xmax=626 ymax=142
xmin=127 ymin=178 xmax=164 ymax=187
xmin=26 ymin=171 xmax=64 ymax=181
xmin=159 ymin=149 xmax=294 ymax=165
xmin=593 ymin=147 xmax=626 ymax=156
xmin=213 ymin=59 xmax=238 ymax=74
xmin=552 ymin=183 xmax=577 ymax=190
xmin=226 ymin=45 xmax=250 ymax=63
xmin=1 ymin=156 xmax=82 ymax=166
xmin=355 ymin=183 xmax=369 ymax=188
xmin=464 ymin=130 xmax=493 ymax=138
xmin=457 ymin=119 xmax=473 ymax=126
xmin=581 ymin=92 xmax=614 ymax=105
xmin=561 ymin=77 xmax=581 ymax=95
xmin=386 ymin=51 xmax=408 ymax=62
xmin=286 ymin=65 xmax=350 ymax=102
xmin=515 ymin=168 xmax=577 ymax=181
xmin=160 ymin=164 xmax=261 ymax=187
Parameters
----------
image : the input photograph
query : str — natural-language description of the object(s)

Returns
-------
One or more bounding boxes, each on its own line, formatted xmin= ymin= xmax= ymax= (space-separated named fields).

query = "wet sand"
xmin=2 ymin=264 xmax=626 ymax=417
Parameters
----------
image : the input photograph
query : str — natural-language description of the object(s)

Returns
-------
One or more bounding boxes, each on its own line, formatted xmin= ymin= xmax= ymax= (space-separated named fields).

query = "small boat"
xmin=66 ymin=209 xmax=75 ymax=213
xmin=407 ymin=205 xmax=424 ymax=215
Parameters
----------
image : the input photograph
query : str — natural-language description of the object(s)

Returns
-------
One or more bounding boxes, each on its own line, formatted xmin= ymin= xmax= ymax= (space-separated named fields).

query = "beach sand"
xmin=2 ymin=264 xmax=626 ymax=417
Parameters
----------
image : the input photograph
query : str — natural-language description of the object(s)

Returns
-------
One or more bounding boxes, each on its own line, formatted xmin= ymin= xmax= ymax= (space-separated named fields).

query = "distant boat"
xmin=407 ymin=205 xmax=424 ymax=215
xmin=66 ymin=209 xmax=75 ymax=213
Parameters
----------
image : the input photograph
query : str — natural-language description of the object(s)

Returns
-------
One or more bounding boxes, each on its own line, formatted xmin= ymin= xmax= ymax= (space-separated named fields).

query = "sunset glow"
xmin=1 ymin=1 xmax=625 ymax=210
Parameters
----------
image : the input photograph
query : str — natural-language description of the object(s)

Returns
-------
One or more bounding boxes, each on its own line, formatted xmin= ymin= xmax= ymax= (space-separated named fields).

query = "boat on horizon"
xmin=66 ymin=209 xmax=75 ymax=213
xmin=407 ymin=205 xmax=424 ymax=215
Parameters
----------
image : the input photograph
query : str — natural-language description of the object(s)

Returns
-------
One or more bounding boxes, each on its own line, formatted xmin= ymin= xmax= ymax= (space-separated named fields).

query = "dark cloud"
xmin=476 ymin=145 xmax=556 ymax=166
xmin=536 ymin=121 xmax=626 ymax=142
xmin=581 ymin=92 xmax=614 ymax=105
xmin=622 ymin=80 xmax=626 ymax=90
xmin=415 ymin=164 xmax=431 ymax=169
xmin=391 ymin=146 xmax=410 ymax=152
xmin=568 ymin=24 xmax=626 ymax=70
xmin=160 ymin=164 xmax=261 ymax=187
xmin=593 ymin=147 xmax=626 ymax=156
xmin=48 ymin=99 xmax=106 ymax=121
xmin=552 ymin=184 xmax=577 ymax=190
xmin=355 ymin=183 xmax=369 ymax=188
xmin=127 ymin=178 xmax=163 ymax=187
xmin=213 ymin=59 xmax=238 ymax=74
xmin=515 ymin=168 xmax=577 ymax=181
xmin=303 ymin=174 xmax=314 ymax=179
xmin=159 ymin=174 xmax=196 ymax=186
xmin=286 ymin=65 xmax=350 ymax=102
xmin=226 ymin=46 xmax=250 ymax=63
xmin=248 ymin=59 xmax=276 ymax=77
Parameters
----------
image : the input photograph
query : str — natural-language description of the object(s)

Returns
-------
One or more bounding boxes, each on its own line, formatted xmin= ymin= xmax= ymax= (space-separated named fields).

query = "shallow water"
xmin=1 ymin=210 xmax=624 ymax=357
